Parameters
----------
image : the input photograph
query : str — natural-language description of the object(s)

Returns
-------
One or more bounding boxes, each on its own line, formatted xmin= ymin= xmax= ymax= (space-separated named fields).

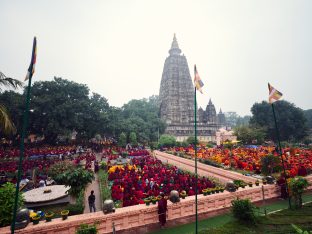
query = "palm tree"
xmin=0 ymin=71 xmax=23 ymax=134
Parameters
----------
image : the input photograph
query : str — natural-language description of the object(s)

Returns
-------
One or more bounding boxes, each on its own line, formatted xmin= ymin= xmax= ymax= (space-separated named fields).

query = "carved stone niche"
xmin=15 ymin=208 xmax=30 ymax=229
xmin=169 ymin=190 xmax=180 ymax=203
xmin=103 ymin=199 xmax=115 ymax=214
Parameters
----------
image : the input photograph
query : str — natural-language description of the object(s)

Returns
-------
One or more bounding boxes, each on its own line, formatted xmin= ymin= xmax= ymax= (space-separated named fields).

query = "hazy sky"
xmin=1 ymin=0 xmax=312 ymax=116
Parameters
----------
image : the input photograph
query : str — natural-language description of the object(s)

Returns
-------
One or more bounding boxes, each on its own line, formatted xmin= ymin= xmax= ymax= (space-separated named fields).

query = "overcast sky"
xmin=1 ymin=0 xmax=311 ymax=116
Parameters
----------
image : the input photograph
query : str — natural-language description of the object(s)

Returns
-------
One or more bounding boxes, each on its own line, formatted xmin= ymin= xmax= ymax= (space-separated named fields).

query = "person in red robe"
xmin=157 ymin=192 xmax=167 ymax=228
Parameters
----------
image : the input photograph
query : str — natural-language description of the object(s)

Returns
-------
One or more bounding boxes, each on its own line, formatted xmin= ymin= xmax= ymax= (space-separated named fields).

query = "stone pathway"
xmin=83 ymin=154 xmax=102 ymax=213
xmin=154 ymin=150 xmax=257 ymax=184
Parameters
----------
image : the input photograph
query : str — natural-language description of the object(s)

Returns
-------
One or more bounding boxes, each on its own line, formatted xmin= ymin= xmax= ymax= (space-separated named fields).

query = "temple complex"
xmin=159 ymin=34 xmax=226 ymax=142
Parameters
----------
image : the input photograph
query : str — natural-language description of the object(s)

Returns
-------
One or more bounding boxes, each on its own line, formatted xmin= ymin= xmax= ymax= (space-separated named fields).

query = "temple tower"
xmin=159 ymin=34 xmax=223 ymax=142
xmin=159 ymin=34 xmax=195 ymax=125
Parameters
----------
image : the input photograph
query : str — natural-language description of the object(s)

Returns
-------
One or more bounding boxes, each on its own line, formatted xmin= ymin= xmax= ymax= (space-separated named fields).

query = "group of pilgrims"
xmin=108 ymin=156 xmax=216 ymax=207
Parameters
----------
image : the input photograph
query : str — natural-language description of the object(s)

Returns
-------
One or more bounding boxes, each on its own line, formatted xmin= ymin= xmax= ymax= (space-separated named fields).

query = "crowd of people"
xmin=167 ymin=146 xmax=312 ymax=177
xmin=0 ymin=145 xmax=94 ymax=186
xmin=108 ymin=155 xmax=216 ymax=207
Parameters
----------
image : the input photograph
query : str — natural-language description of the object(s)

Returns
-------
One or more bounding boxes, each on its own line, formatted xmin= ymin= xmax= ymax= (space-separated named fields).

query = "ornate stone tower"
xmin=159 ymin=34 xmax=195 ymax=125
xmin=159 ymin=35 xmax=223 ymax=142
xmin=217 ymin=109 xmax=226 ymax=127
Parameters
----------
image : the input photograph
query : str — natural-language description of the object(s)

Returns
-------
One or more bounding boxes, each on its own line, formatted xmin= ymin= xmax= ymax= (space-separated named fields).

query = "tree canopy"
xmin=0 ymin=77 xmax=165 ymax=144
xmin=249 ymin=101 xmax=308 ymax=142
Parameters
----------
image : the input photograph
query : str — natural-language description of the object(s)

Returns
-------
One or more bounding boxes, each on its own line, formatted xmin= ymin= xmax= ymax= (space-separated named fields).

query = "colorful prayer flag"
xmin=194 ymin=65 xmax=204 ymax=93
xmin=25 ymin=37 xmax=37 ymax=81
xmin=268 ymin=83 xmax=283 ymax=104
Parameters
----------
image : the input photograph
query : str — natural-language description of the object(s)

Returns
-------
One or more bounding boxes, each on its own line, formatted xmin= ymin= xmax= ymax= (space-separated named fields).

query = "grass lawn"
xmin=151 ymin=193 xmax=312 ymax=234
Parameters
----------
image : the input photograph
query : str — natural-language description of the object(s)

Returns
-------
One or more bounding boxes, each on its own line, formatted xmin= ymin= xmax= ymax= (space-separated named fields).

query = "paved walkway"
xmin=154 ymin=150 xmax=257 ymax=184
xmin=83 ymin=154 xmax=102 ymax=213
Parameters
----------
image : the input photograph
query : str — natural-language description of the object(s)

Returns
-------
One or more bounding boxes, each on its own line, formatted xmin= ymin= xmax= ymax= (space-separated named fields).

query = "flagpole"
xmin=271 ymin=103 xmax=291 ymax=209
xmin=11 ymin=37 xmax=36 ymax=234
xmin=194 ymin=86 xmax=198 ymax=234
xmin=11 ymin=76 xmax=33 ymax=233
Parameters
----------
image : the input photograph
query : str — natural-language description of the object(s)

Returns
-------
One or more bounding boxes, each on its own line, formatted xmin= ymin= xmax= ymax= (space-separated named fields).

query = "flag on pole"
xmin=25 ymin=37 xmax=37 ymax=81
xmin=194 ymin=65 xmax=204 ymax=93
xmin=268 ymin=83 xmax=283 ymax=104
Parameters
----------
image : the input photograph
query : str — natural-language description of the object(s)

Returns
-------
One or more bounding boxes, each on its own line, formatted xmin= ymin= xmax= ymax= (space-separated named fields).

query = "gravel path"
xmin=83 ymin=153 xmax=102 ymax=213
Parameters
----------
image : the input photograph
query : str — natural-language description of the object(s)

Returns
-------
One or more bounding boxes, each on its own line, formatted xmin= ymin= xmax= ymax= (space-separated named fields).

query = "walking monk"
xmin=157 ymin=192 xmax=167 ymax=228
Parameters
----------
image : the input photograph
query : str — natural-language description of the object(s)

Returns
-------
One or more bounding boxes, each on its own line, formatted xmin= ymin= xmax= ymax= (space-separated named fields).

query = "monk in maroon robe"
xmin=158 ymin=193 xmax=167 ymax=228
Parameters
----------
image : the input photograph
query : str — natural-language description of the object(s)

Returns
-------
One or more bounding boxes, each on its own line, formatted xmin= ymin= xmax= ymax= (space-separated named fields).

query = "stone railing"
xmin=3 ymin=175 xmax=312 ymax=234
xmin=154 ymin=150 xmax=257 ymax=183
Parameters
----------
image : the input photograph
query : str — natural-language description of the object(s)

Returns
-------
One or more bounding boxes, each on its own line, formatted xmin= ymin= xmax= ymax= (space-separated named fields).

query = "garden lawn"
xmin=151 ymin=193 xmax=312 ymax=234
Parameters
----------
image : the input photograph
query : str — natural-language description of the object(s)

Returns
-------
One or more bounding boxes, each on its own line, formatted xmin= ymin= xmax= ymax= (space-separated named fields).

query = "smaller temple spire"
xmin=209 ymin=98 xmax=212 ymax=105
xmin=169 ymin=33 xmax=181 ymax=55
xmin=219 ymin=108 xmax=222 ymax=114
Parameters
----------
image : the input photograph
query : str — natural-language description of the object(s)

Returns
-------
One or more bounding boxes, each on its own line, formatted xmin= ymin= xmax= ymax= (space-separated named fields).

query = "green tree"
xmin=231 ymin=198 xmax=257 ymax=224
xmin=289 ymin=177 xmax=309 ymax=209
xmin=48 ymin=161 xmax=75 ymax=180
xmin=0 ymin=182 xmax=24 ymax=227
xmin=129 ymin=132 xmax=137 ymax=146
xmin=158 ymin=134 xmax=176 ymax=147
xmin=117 ymin=96 xmax=166 ymax=144
xmin=55 ymin=168 xmax=94 ymax=196
xmin=304 ymin=109 xmax=312 ymax=129
xmin=0 ymin=72 xmax=23 ymax=135
xmin=250 ymin=101 xmax=308 ymax=142
xmin=234 ymin=125 xmax=266 ymax=144
xmin=118 ymin=132 xmax=127 ymax=147
xmin=186 ymin=136 xmax=197 ymax=145
xmin=22 ymin=77 xmax=111 ymax=143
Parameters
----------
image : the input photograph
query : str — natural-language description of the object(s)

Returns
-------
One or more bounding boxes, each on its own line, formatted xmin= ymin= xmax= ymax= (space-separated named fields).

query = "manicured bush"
xmin=55 ymin=168 xmax=94 ymax=196
xmin=48 ymin=161 xmax=75 ymax=181
xmin=98 ymin=169 xmax=111 ymax=202
xmin=231 ymin=198 xmax=257 ymax=224
xmin=76 ymin=223 xmax=98 ymax=234
xmin=289 ymin=177 xmax=309 ymax=209
xmin=0 ymin=182 xmax=24 ymax=227
xmin=67 ymin=189 xmax=85 ymax=215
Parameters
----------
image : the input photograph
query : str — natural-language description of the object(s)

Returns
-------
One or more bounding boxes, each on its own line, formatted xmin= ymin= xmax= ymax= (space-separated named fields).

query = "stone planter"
xmin=32 ymin=216 xmax=40 ymax=225
xmin=45 ymin=212 xmax=54 ymax=222
xmin=144 ymin=199 xmax=151 ymax=206
xmin=61 ymin=210 xmax=69 ymax=220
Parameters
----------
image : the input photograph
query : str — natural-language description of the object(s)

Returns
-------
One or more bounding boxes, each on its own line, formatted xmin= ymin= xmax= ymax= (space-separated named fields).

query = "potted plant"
xmin=61 ymin=210 xmax=69 ymax=220
xmin=255 ymin=180 xmax=260 ymax=186
xmin=157 ymin=195 xmax=162 ymax=201
xmin=151 ymin=196 xmax=158 ymax=204
xmin=262 ymin=179 xmax=267 ymax=185
xmin=180 ymin=190 xmax=187 ymax=199
xmin=32 ymin=214 xmax=41 ymax=225
xmin=248 ymin=182 xmax=253 ymax=187
xmin=241 ymin=183 xmax=246 ymax=188
xmin=202 ymin=189 xmax=208 ymax=196
xmin=207 ymin=189 xmax=212 ymax=195
xmin=211 ymin=188 xmax=216 ymax=194
xmin=219 ymin=187 xmax=225 ymax=193
xmin=215 ymin=187 xmax=220 ymax=193
xmin=45 ymin=211 xmax=54 ymax=222
xmin=144 ymin=198 xmax=151 ymax=206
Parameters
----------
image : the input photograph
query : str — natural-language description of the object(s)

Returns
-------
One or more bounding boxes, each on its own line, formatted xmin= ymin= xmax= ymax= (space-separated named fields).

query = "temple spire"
xmin=169 ymin=33 xmax=181 ymax=55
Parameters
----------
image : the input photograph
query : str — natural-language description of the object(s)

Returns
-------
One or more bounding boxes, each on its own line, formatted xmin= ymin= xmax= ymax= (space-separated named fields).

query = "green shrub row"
xmin=67 ymin=189 xmax=85 ymax=215
xmin=98 ymin=169 xmax=111 ymax=205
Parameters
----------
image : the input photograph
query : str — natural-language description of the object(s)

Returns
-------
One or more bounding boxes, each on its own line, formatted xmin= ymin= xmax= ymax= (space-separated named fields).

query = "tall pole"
xmin=194 ymin=87 xmax=198 ymax=234
xmin=11 ymin=77 xmax=33 ymax=233
xmin=11 ymin=37 xmax=36 ymax=234
xmin=271 ymin=104 xmax=291 ymax=209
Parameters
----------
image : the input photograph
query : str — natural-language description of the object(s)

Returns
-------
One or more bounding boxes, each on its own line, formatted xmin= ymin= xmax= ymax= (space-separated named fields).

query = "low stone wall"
xmin=3 ymin=175 xmax=312 ymax=234
xmin=154 ymin=150 xmax=257 ymax=183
